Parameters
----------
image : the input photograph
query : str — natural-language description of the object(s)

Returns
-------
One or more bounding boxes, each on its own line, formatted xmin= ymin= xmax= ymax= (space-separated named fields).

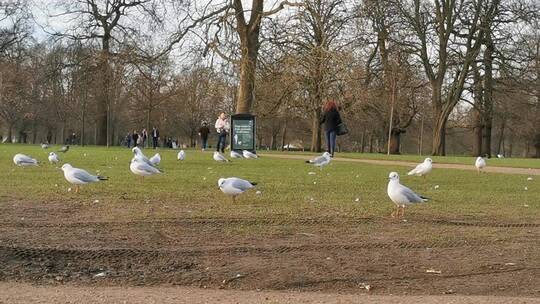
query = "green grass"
xmin=263 ymin=150 xmax=540 ymax=169
xmin=1 ymin=143 xmax=539 ymax=222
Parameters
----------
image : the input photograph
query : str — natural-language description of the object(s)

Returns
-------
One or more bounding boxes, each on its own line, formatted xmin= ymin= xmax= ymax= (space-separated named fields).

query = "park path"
xmin=1 ymin=283 xmax=539 ymax=304
xmin=261 ymin=153 xmax=540 ymax=176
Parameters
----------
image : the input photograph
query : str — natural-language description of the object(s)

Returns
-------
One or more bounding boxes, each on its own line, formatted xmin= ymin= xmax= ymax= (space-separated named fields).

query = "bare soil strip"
xmin=261 ymin=154 xmax=540 ymax=175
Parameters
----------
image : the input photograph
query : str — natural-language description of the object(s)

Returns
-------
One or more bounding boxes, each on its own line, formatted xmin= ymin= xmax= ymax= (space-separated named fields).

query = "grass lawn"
xmin=1 ymin=143 xmax=539 ymax=222
xmin=265 ymin=150 xmax=540 ymax=169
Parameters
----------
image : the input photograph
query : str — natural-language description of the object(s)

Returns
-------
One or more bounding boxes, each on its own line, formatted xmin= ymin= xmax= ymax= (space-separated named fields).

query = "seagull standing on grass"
xmin=407 ymin=158 xmax=433 ymax=178
xmin=58 ymin=145 xmax=70 ymax=153
xmin=132 ymin=147 xmax=156 ymax=167
xmin=177 ymin=150 xmax=185 ymax=161
xmin=242 ymin=150 xmax=258 ymax=159
xmin=61 ymin=164 xmax=107 ymax=193
xmin=230 ymin=150 xmax=243 ymax=159
xmin=306 ymin=152 xmax=331 ymax=170
xmin=48 ymin=152 xmax=60 ymax=164
xmin=387 ymin=172 xmax=428 ymax=218
xmin=149 ymin=153 xmax=161 ymax=166
xmin=13 ymin=154 xmax=39 ymax=166
xmin=130 ymin=158 xmax=162 ymax=181
xmin=41 ymin=143 xmax=49 ymax=149
xmin=475 ymin=156 xmax=486 ymax=173
xmin=213 ymin=151 xmax=230 ymax=162
xmin=218 ymin=177 xmax=257 ymax=203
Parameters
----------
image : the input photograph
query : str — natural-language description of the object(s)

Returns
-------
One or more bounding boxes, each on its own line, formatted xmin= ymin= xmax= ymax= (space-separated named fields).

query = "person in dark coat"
xmin=132 ymin=130 xmax=139 ymax=147
xmin=151 ymin=126 xmax=160 ymax=149
xmin=320 ymin=100 xmax=342 ymax=157
xmin=198 ymin=122 xmax=210 ymax=151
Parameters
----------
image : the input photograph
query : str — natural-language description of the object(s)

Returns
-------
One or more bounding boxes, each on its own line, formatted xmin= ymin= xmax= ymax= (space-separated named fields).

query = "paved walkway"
xmin=1 ymin=283 xmax=539 ymax=304
xmin=261 ymin=154 xmax=540 ymax=176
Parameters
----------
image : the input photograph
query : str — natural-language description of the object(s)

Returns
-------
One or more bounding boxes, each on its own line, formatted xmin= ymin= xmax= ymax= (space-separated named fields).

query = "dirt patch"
xmin=261 ymin=154 xmax=540 ymax=175
xmin=0 ymin=200 xmax=539 ymax=297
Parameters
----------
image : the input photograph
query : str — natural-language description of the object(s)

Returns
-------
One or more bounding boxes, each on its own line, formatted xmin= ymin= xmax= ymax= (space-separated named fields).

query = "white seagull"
xmin=149 ymin=153 xmax=161 ymax=166
xmin=387 ymin=172 xmax=428 ymax=218
xmin=177 ymin=150 xmax=185 ymax=161
xmin=48 ymin=152 xmax=60 ymax=164
xmin=475 ymin=156 xmax=486 ymax=173
xmin=497 ymin=154 xmax=504 ymax=159
xmin=213 ymin=151 xmax=230 ymax=162
xmin=58 ymin=145 xmax=70 ymax=153
xmin=41 ymin=143 xmax=50 ymax=149
xmin=61 ymin=163 xmax=107 ymax=193
xmin=306 ymin=152 xmax=331 ymax=170
xmin=132 ymin=147 xmax=155 ymax=167
xmin=230 ymin=150 xmax=243 ymax=159
xmin=218 ymin=177 xmax=257 ymax=203
xmin=242 ymin=150 xmax=258 ymax=159
xmin=130 ymin=158 xmax=162 ymax=181
xmin=13 ymin=154 xmax=39 ymax=166
xmin=407 ymin=157 xmax=433 ymax=178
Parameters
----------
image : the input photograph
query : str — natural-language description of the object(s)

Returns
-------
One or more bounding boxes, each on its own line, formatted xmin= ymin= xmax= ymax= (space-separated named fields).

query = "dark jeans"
xmin=152 ymin=137 xmax=158 ymax=149
xmin=216 ymin=133 xmax=227 ymax=153
xmin=201 ymin=137 xmax=208 ymax=149
xmin=326 ymin=130 xmax=337 ymax=156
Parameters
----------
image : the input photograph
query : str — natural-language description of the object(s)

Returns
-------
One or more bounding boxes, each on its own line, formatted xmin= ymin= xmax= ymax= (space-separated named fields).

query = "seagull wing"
xmin=71 ymin=169 xmax=99 ymax=183
xmin=229 ymin=178 xmax=255 ymax=191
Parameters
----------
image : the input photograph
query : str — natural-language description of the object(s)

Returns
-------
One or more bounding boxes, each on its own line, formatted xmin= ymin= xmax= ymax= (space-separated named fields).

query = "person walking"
xmin=151 ymin=126 xmax=159 ymax=149
xmin=132 ymin=130 xmax=139 ymax=147
xmin=320 ymin=100 xmax=342 ymax=157
xmin=198 ymin=122 xmax=210 ymax=151
xmin=141 ymin=128 xmax=148 ymax=147
xmin=214 ymin=113 xmax=230 ymax=153
xmin=125 ymin=132 xmax=132 ymax=148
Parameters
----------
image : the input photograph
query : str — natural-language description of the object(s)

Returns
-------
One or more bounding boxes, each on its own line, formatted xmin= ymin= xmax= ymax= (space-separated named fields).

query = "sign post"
xmin=230 ymin=114 xmax=256 ymax=153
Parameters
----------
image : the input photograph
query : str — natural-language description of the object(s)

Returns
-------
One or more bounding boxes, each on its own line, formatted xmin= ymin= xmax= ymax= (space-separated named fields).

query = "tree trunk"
xmin=360 ymin=131 xmax=365 ymax=153
xmin=472 ymin=109 xmax=483 ymax=156
xmin=481 ymin=34 xmax=494 ymax=157
xmin=96 ymin=37 xmax=111 ymax=146
xmin=280 ymin=122 xmax=287 ymax=151
xmin=388 ymin=129 xmax=402 ymax=154
xmin=310 ymin=109 xmax=322 ymax=152
xmin=7 ymin=124 xmax=13 ymax=143
xmin=432 ymin=114 xmax=447 ymax=156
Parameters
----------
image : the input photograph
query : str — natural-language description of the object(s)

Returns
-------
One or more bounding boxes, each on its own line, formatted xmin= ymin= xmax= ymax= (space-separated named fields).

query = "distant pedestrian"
xmin=132 ymin=130 xmax=139 ymax=147
xmin=320 ymin=100 xmax=342 ymax=157
xmin=151 ymin=126 xmax=159 ymax=149
xmin=125 ymin=132 xmax=132 ymax=148
xmin=141 ymin=128 xmax=148 ymax=147
xmin=70 ymin=132 xmax=77 ymax=145
xmin=214 ymin=113 xmax=230 ymax=153
xmin=198 ymin=122 xmax=210 ymax=151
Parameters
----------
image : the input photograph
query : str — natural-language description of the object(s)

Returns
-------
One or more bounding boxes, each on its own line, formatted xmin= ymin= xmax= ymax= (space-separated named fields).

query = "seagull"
xmin=58 ymin=145 xmax=69 ymax=153
xmin=149 ymin=153 xmax=161 ymax=166
xmin=218 ymin=177 xmax=257 ymax=203
xmin=387 ymin=172 xmax=428 ymax=218
xmin=132 ymin=147 xmax=156 ymax=167
xmin=242 ymin=150 xmax=258 ymax=159
xmin=475 ymin=156 xmax=486 ymax=173
xmin=41 ymin=143 xmax=50 ymax=149
xmin=13 ymin=154 xmax=39 ymax=166
xmin=213 ymin=151 xmax=230 ymax=162
xmin=306 ymin=152 xmax=331 ymax=170
xmin=407 ymin=157 xmax=433 ymax=178
xmin=497 ymin=154 xmax=504 ymax=159
xmin=61 ymin=163 xmax=107 ymax=193
xmin=177 ymin=150 xmax=185 ymax=161
xmin=48 ymin=152 xmax=60 ymax=164
xmin=230 ymin=150 xmax=243 ymax=159
xmin=130 ymin=158 xmax=162 ymax=181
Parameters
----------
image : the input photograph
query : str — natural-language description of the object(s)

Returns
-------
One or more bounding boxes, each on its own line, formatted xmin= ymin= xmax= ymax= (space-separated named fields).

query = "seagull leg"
xmin=400 ymin=206 xmax=405 ymax=218
xmin=75 ymin=185 xmax=80 ymax=194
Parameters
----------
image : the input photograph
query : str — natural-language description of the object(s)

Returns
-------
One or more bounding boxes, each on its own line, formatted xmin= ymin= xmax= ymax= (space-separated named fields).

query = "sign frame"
xmin=230 ymin=113 xmax=256 ymax=153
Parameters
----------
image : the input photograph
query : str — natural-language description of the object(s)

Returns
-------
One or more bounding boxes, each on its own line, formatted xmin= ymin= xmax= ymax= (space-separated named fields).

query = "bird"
xmin=41 ymin=143 xmax=50 ymax=149
xmin=497 ymin=154 xmax=504 ymax=159
xmin=130 ymin=158 xmax=162 ymax=181
xmin=149 ymin=153 xmax=161 ymax=166
xmin=407 ymin=157 xmax=433 ymax=178
xmin=132 ymin=147 xmax=156 ymax=167
xmin=213 ymin=151 xmax=230 ymax=162
xmin=306 ymin=152 xmax=331 ymax=170
xmin=58 ymin=145 xmax=70 ymax=153
xmin=230 ymin=150 xmax=243 ymax=159
xmin=387 ymin=172 xmax=428 ymax=218
xmin=13 ymin=154 xmax=39 ymax=166
xmin=475 ymin=156 xmax=486 ymax=173
xmin=242 ymin=150 xmax=258 ymax=159
xmin=48 ymin=152 xmax=60 ymax=164
xmin=177 ymin=150 xmax=185 ymax=161
xmin=61 ymin=163 xmax=107 ymax=193
xmin=218 ymin=177 xmax=257 ymax=203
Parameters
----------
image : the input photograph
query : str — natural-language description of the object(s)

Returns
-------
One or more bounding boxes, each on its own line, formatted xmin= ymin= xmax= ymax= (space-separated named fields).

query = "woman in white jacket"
xmin=215 ymin=113 xmax=230 ymax=153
